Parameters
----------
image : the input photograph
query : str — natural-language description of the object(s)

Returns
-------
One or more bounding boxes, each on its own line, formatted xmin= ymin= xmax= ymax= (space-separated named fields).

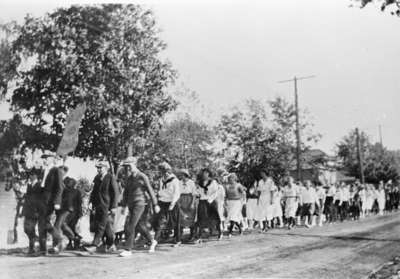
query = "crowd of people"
xmin=5 ymin=153 xmax=400 ymax=257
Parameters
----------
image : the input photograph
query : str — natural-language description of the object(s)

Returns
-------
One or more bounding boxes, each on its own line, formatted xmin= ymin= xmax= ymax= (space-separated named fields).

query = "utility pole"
xmin=379 ymin=124 xmax=383 ymax=147
xmin=278 ymin=75 xmax=315 ymax=182
xmin=355 ymin=128 xmax=365 ymax=184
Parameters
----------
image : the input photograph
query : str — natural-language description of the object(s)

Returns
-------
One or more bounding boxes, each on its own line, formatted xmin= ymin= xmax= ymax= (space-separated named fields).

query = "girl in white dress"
xmin=376 ymin=182 xmax=386 ymax=216
xmin=246 ymin=182 xmax=259 ymax=229
xmin=358 ymin=185 xmax=367 ymax=218
xmin=255 ymin=170 xmax=277 ymax=231
xmin=283 ymin=177 xmax=300 ymax=230
xmin=272 ymin=186 xmax=283 ymax=228
xmin=365 ymin=185 xmax=374 ymax=216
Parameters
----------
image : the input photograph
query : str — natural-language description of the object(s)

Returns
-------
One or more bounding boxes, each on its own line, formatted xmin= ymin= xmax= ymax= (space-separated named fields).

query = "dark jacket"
xmin=23 ymin=181 xmax=46 ymax=219
xmin=43 ymin=166 xmax=65 ymax=206
xmin=120 ymin=171 xmax=158 ymax=208
xmin=61 ymin=185 xmax=83 ymax=214
xmin=90 ymin=173 xmax=119 ymax=210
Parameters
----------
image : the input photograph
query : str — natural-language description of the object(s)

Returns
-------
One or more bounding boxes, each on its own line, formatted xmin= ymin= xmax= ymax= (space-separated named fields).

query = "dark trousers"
xmin=125 ymin=202 xmax=153 ymax=250
xmin=39 ymin=204 xmax=62 ymax=250
xmin=93 ymin=207 xmax=114 ymax=247
xmin=53 ymin=210 xmax=70 ymax=246
xmin=228 ymin=221 xmax=241 ymax=234
xmin=154 ymin=201 xmax=181 ymax=243
xmin=340 ymin=201 xmax=350 ymax=221
xmin=24 ymin=217 xmax=36 ymax=251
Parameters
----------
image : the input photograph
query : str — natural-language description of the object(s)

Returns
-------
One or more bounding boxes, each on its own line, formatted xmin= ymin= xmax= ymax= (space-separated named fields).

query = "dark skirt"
xmin=155 ymin=201 xmax=180 ymax=233
xmin=179 ymin=194 xmax=197 ymax=228
xmin=323 ymin=196 xmax=334 ymax=215
xmin=197 ymin=200 xmax=221 ymax=228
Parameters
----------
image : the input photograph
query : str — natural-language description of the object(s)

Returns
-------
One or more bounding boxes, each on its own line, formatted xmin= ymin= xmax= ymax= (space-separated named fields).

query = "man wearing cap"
xmin=40 ymin=152 xmax=68 ymax=254
xmin=87 ymin=161 xmax=119 ymax=252
xmin=154 ymin=162 xmax=181 ymax=248
xmin=119 ymin=157 xmax=160 ymax=257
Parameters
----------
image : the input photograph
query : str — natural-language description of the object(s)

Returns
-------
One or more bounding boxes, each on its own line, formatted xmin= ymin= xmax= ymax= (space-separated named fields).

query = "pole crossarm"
xmin=278 ymin=75 xmax=316 ymax=83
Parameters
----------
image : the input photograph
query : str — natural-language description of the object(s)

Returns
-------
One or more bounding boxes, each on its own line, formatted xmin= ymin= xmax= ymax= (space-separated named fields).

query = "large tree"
xmin=337 ymin=129 xmax=400 ymax=183
xmin=142 ymin=115 xmax=215 ymax=173
xmin=1 ymin=4 xmax=176 ymax=170
xmin=351 ymin=0 xmax=400 ymax=16
xmin=217 ymin=97 xmax=320 ymax=186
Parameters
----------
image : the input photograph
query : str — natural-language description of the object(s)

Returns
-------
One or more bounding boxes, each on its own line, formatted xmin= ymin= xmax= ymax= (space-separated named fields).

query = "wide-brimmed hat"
xmin=95 ymin=161 xmax=109 ymax=168
xmin=158 ymin=162 xmax=172 ymax=172
xmin=41 ymin=150 xmax=56 ymax=159
xmin=179 ymin=169 xmax=190 ymax=177
xmin=121 ymin=156 xmax=137 ymax=166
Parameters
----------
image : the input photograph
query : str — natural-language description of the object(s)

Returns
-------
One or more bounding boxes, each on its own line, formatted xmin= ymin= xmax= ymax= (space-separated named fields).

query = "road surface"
xmin=1 ymin=212 xmax=400 ymax=279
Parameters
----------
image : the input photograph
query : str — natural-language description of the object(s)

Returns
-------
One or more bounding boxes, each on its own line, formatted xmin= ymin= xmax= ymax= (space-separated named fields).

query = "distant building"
xmin=289 ymin=149 xmax=356 ymax=185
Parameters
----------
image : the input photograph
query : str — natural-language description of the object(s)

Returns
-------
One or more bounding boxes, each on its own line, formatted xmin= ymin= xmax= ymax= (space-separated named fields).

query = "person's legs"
xmin=37 ymin=210 xmax=48 ymax=254
xmin=24 ymin=217 xmax=37 ymax=253
xmin=125 ymin=203 xmax=145 ymax=251
xmin=154 ymin=202 xmax=169 ymax=242
xmin=52 ymin=211 xmax=69 ymax=249
xmin=93 ymin=207 xmax=108 ymax=247
xmin=228 ymin=221 xmax=234 ymax=234
xmin=236 ymin=222 xmax=242 ymax=234
xmin=172 ymin=204 xmax=181 ymax=244
xmin=104 ymin=214 xmax=115 ymax=248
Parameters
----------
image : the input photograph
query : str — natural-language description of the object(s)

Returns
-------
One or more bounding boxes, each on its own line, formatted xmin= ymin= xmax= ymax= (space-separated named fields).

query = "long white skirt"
xmin=285 ymin=199 xmax=298 ymax=219
xmin=226 ymin=199 xmax=243 ymax=223
xmin=113 ymin=206 xmax=128 ymax=233
xmin=273 ymin=202 xmax=283 ymax=218
xmin=246 ymin=199 xmax=258 ymax=220
xmin=365 ymin=197 xmax=374 ymax=211
xmin=256 ymin=195 xmax=274 ymax=221
xmin=378 ymin=198 xmax=386 ymax=212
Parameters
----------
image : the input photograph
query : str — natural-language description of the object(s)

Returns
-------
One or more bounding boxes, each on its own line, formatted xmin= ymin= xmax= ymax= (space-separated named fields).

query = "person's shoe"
xmin=66 ymin=242 xmax=74 ymax=251
xmin=48 ymin=246 xmax=60 ymax=255
xmin=83 ymin=245 xmax=97 ymax=253
xmin=37 ymin=250 xmax=47 ymax=257
xmin=119 ymin=250 xmax=132 ymax=257
xmin=149 ymin=240 xmax=158 ymax=253
xmin=305 ymin=223 xmax=311 ymax=228
xmin=193 ymin=239 xmax=203 ymax=244
xmin=107 ymin=244 xmax=117 ymax=253
xmin=27 ymin=248 xmax=36 ymax=256
xmin=96 ymin=245 xmax=107 ymax=253
xmin=218 ymin=234 xmax=223 ymax=240
xmin=228 ymin=234 xmax=232 ymax=238
xmin=173 ymin=241 xmax=182 ymax=248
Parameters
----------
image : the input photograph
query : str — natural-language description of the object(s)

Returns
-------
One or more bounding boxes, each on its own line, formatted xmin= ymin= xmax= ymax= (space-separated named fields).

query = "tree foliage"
xmin=217 ymin=97 xmax=320 ymax=186
xmin=337 ymin=129 xmax=400 ymax=183
xmin=352 ymin=0 xmax=400 ymax=16
xmin=145 ymin=115 xmax=215 ymax=172
xmin=1 ymin=4 xmax=177 ymax=167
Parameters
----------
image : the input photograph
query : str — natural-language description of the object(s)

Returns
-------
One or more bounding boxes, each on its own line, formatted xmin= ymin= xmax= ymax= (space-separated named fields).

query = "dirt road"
xmin=1 ymin=212 xmax=400 ymax=279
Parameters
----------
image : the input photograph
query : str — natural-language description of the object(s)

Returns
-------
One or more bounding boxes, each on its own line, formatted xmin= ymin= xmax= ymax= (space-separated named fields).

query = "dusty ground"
xmin=1 ymin=211 xmax=400 ymax=279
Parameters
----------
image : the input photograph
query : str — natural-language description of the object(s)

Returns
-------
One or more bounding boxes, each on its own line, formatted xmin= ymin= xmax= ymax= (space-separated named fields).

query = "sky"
xmin=1 ymin=0 xmax=399 ymax=157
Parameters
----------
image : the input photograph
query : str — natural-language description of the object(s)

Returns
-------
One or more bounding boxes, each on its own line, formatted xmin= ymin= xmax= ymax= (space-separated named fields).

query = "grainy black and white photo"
xmin=0 ymin=0 xmax=400 ymax=278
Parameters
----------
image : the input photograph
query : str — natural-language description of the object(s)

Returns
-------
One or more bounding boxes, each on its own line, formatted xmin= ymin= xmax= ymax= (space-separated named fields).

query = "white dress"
xmin=256 ymin=178 xmax=277 ymax=222
xmin=283 ymin=185 xmax=299 ymax=218
xmin=273 ymin=190 xmax=283 ymax=218
xmin=246 ymin=185 xmax=259 ymax=220
xmin=377 ymin=189 xmax=386 ymax=212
